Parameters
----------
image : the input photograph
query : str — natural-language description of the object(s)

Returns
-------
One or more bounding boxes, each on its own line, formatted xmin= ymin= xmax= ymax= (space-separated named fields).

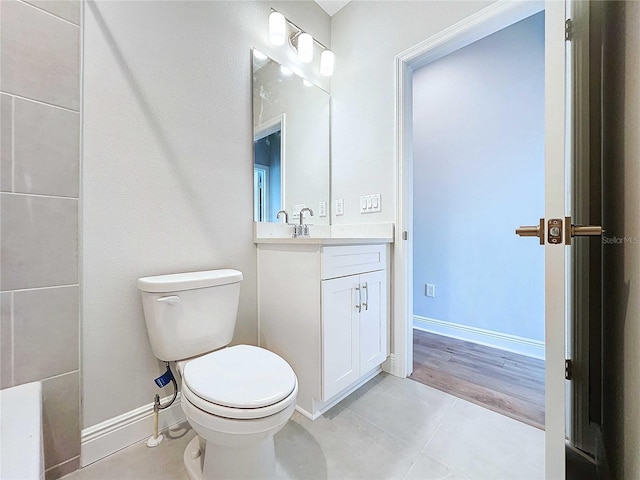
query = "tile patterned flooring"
xmin=65 ymin=373 xmax=544 ymax=480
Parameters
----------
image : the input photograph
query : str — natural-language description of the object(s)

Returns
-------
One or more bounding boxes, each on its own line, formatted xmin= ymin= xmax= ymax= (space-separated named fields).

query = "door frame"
xmin=393 ymin=0 xmax=566 ymax=478
xmin=253 ymin=164 xmax=270 ymax=222
xmin=392 ymin=0 xmax=544 ymax=378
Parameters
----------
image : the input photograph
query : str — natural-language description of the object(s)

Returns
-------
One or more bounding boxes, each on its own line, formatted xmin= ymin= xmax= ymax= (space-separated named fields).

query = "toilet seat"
xmin=181 ymin=345 xmax=297 ymax=420
xmin=182 ymin=379 xmax=298 ymax=420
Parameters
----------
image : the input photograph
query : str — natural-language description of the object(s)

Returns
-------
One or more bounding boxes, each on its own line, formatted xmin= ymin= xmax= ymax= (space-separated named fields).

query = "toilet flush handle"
xmin=156 ymin=295 xmax=180 ymax=305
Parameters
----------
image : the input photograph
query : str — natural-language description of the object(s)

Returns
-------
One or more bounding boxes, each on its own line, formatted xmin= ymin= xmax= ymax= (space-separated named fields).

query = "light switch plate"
xmin=318 ymin=201 xmax=327 ymax=217
xmin=336 ymin=199 xmax=344 ymax=216
xmin=360 ymin=194 xmax=381 ymax=214
xmin=425 ymin=284 xmax=436 ymax=297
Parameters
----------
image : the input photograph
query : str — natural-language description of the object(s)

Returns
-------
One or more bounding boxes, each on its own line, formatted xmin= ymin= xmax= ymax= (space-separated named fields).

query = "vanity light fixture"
xmin=297 ymin=32 xmax=314 ymax=63
xmin=320 ymin=50 xmax=335 ymax=77
xmin=268 ymin=8 xmax=335 ymax=76
xmin=268 ymin=11 xmax=286 ymax=46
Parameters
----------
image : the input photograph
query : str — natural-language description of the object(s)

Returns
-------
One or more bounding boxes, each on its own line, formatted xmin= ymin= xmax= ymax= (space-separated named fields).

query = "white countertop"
xmin=254 ymin=222 xmax=395 ymax=245
xmin=254 ymin=237 xmax=393 ymax=245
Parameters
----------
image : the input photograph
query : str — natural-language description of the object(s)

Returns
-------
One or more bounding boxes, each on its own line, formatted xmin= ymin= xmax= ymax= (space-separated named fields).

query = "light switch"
xmin=336 ymin=198 xmax=344 ymax=216
xmin=360 ymin=194 xmax=381 ymax=214
xmin=319 ymin=201 xmax=327 ymax=217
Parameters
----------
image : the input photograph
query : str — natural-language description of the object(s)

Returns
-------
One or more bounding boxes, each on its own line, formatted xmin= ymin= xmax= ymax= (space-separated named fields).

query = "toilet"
xmin=137 ymin=269 xmax=297 ymax=480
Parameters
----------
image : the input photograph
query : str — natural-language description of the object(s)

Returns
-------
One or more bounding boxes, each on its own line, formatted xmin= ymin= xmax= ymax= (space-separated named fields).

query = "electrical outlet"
xmin=336 ymin=198 xmax=344 ymax=216
xmin=425 ymin=284 xmax=436 ymax=297
xmin=318 ymin=201 xmax=327 ymax=217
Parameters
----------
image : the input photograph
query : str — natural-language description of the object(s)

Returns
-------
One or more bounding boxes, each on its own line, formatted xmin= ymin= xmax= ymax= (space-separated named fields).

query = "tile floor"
xmin=64 ymin=373 xmax=544 ymax=480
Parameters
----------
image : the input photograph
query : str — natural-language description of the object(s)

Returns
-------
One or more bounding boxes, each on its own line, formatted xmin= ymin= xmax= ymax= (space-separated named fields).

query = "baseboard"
xmin=80 ymin=393 xmax=186 ymax=467
xmin=296 ymin=367 xmax=382 ymax=421
xmin=382 ymin=353 xmax=396 ymax=376
xmin=413 ymin=315 xmax=545 ymax=360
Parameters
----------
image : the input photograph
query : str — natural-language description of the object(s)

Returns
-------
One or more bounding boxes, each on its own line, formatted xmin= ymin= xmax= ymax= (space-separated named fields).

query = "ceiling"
xmin=314 ymin=0 xmax=351 ymax=17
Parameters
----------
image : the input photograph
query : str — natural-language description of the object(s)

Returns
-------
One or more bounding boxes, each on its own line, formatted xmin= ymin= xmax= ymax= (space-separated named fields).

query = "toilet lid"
xmin=183 ymin=345 xmax=297 ymax=409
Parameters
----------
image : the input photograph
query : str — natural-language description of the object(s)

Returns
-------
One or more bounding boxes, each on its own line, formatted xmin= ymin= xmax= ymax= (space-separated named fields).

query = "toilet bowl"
xmin=177 ymin=345 xmax=297 ymax=480
xmin=137 ymin=270 xmax=297 ymax=480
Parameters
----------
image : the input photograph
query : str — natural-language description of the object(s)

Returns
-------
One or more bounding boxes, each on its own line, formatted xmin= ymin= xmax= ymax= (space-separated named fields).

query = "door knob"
xmin=564 ymin=217 xmax=603 ymax=245
xmin=515 ymin=218 xmax=545 ymax=245
xmin=516 ymin=218 xmax=603 ymax=245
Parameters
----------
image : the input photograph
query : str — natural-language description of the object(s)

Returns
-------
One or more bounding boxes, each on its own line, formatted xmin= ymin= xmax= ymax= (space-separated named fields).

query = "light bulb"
xmin=253 ymin=49 xmax=267 ymax=61
xmin=280 ymin=65 xmax=293 ymax=76
xmin=269 ymin=11 xmax=286 ymax=46
xmin=320 ymin=50 xmax=335 ymax=77
xmin=297 ymin=32 xmax=313 ymax=63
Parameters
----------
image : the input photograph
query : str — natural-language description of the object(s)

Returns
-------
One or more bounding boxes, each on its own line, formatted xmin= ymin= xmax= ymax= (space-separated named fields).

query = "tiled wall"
xmin=0 ymin=0 xmax=81 ymax=478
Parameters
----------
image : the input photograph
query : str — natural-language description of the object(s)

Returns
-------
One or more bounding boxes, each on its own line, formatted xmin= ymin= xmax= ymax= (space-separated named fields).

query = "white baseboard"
xmin=296 ymin=367 xmax=383 ymax=421
xmin=80 ymin=393 xmax=186 ymax=467
xmin=413 ymin=315 xmax=545 ymax=360
xmin=382 ymin=353 xmax=396 ymax=376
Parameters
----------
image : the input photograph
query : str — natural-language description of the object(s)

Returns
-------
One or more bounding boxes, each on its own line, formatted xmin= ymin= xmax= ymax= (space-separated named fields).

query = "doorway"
xmin=409 ymin=12 xmax=546 ymax=429
xmin=393 ymin=1 xmax=601 ymax=477
xmin=253 ymin=125 xmax=283 ymax=223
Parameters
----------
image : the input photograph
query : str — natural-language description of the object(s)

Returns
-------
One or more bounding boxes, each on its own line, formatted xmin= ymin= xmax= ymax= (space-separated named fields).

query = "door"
xmin=321 ymin=275 xmax=360 ymax=400
xmin=359 ymin=270 xmax=388 ymax=373
xmin=526 ymin=1 xmax=601 ymax=476
xmin=394 ymin=1 xmax=587 ymax=476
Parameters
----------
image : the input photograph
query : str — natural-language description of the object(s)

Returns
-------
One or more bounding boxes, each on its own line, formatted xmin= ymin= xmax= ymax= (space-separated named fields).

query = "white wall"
xmin=330 ymin=1 xmax=493 ymax=224
xmin=412 ymin=13 xmax=545 ymax=343
xmin=82 ymin=0 xmax=330 ymax=428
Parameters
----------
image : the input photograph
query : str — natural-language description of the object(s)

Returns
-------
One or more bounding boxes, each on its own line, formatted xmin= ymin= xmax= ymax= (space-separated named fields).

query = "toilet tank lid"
xmin=137 ymin=269 xmax=243 ymax=293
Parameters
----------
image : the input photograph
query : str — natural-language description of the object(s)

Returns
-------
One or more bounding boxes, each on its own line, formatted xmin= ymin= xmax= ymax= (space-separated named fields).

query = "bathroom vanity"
xmin=256 ymin=237 xmax=392 ymax=419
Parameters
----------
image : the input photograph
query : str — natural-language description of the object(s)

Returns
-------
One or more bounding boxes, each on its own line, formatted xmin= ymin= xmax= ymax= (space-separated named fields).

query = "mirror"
xmin=252 ymin=49 xmax=330 ymax=225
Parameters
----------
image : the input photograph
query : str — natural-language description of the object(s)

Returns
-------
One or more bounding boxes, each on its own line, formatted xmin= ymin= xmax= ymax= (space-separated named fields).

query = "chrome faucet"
xmin=276 ymin=210 xmax=288 ymax=224
xmin=295 ymin=208 xmax=314 ymax=237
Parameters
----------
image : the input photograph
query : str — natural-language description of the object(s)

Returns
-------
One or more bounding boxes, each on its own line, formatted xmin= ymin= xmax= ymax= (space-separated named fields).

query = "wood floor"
xmin=409 ymin=329 xmax=545 ymax=429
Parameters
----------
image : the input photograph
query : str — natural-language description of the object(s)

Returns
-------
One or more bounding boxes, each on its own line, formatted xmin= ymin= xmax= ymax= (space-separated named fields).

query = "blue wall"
xmin=412 ymin=12 xmax=545 ymax=344
xmin=254 ymin=132 xmax=281 ymax=222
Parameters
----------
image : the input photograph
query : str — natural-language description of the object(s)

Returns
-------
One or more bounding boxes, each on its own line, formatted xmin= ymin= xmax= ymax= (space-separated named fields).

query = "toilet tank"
xmin=137 ymin=269 xmax=243 ymax=361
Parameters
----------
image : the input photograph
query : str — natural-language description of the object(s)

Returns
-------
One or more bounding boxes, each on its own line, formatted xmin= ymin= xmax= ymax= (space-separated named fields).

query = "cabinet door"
xmin=321 ymin=275 xmax=360 ymax=401
xmin=359 ymin=270 xmax=388 ymax=373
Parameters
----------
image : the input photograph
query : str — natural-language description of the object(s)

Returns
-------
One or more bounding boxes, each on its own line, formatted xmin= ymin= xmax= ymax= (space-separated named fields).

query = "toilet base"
xmin=183 ymin=436 xmax=204 ymax=480
xmin=183 ymin=435 xmax=276 ymax=480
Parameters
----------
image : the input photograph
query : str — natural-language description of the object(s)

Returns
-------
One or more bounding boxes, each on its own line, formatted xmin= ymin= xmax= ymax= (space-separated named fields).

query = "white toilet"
xmin=137 ymin=269 xmax=298 ymax=480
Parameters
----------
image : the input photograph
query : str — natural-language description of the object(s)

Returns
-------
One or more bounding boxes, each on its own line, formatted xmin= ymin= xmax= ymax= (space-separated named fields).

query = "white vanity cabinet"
xmin=257 ymin=242 xmax=389 ymax=419
xmin=321 ymin=248 xmax=387 ymax=400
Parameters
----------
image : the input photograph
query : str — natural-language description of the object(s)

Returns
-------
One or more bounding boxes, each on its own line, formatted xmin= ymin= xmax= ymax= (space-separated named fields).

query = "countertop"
xmin=254 ymin=237 xmax=393 ymax=245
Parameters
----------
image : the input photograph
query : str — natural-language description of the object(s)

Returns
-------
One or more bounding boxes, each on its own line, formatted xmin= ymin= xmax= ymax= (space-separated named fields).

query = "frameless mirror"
xmin=252 ymin=49 xmax=330 ymax=225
